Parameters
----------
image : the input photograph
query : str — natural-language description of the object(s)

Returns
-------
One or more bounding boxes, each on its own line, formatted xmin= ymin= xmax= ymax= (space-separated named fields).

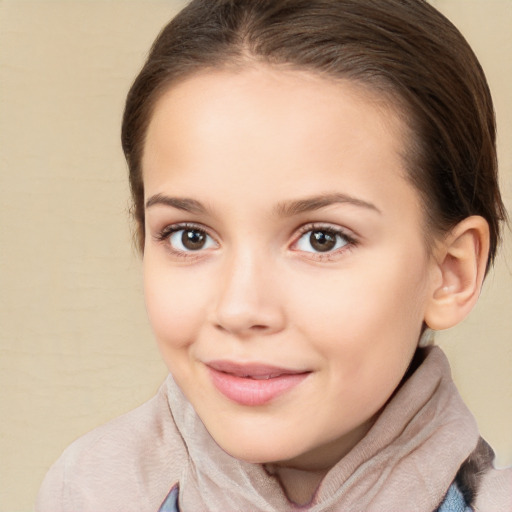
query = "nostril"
xmin=250 ymin=325 xmax=268 ymax=331
xmin=214 ymin=323 xmax=268 ymax=333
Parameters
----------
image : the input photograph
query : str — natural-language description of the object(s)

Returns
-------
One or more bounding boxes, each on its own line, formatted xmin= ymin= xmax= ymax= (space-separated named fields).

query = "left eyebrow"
xmin=274 ymin=193 xmax=381 ymax=217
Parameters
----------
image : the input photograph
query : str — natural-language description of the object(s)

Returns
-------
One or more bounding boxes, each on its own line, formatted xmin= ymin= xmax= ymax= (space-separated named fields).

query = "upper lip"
xmin=206 ymin=360 xmax=309 ymax=378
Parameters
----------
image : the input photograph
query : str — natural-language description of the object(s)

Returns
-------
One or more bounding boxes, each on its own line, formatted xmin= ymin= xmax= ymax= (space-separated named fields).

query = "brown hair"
xmin=121 ymin=0 xmax=506 ymax=267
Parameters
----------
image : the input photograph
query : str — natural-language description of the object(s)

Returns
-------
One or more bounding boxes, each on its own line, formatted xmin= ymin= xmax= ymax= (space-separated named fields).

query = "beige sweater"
xmin=36 ymin=347 xmax=511 ymax=511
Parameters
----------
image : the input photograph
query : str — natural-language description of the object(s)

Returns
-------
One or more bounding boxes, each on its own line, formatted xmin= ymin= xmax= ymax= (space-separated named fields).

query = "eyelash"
xmin=154 ymin=223 xmax=217 ymax=260
xmin=291 ymin=223 xmax=358 ymax=261
xmin=154 ymin=222 xmax=358 ymax=261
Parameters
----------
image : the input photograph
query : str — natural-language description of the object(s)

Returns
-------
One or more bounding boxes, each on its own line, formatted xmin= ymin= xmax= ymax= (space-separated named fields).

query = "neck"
xmin=268 ymin=465 xmax=327 ymax=506
xmin=264 ymin=414 xmax=377 ymax=505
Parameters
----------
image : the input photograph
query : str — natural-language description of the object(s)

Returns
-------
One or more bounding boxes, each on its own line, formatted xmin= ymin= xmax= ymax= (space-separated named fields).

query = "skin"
xmin=141 ymin=66 xmax=444 ymax=503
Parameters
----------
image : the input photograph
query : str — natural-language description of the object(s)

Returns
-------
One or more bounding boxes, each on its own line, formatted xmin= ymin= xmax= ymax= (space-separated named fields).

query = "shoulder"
xmin=474 ymin=465 xmax=512 ymax=512
xmin=436 ymin=483 xmax=472 ymax=512
xmin=455 ymin=437 xmax=512 ymax=512
xmin=36 ymin=376 xmax=185 ymax=512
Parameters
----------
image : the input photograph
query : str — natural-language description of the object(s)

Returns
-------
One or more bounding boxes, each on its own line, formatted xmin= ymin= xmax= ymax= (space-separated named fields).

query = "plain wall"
xmin=0 ymin=1 xmax=510 ymax=510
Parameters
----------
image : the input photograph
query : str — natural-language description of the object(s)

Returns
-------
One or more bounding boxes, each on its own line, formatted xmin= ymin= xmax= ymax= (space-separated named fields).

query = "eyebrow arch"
xmin=145 ymin=194 xmax=208 ymax=214
xmin=275 ymin=193 xmax=381 ymax=216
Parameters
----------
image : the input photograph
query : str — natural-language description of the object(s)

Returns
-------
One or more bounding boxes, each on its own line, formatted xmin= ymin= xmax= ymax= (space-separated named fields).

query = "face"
xmin=142 ymin=67 xmax=437 ymax=470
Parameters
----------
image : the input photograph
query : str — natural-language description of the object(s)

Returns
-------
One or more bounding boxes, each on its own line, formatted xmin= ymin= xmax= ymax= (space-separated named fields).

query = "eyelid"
xmin=153 ymin=221 xmax=357 ymax=260
xmin=293 ymin=222 xmax=357 ymax=241
xmin=154 ymin=222 xmax=219 ymax=258
xmin=290 ymin=222 xmax=358 ymax=258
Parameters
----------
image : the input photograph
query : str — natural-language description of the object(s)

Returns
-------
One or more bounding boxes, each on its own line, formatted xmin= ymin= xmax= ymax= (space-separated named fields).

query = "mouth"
xmin=206 ymin=360 xmax=311 ymax=406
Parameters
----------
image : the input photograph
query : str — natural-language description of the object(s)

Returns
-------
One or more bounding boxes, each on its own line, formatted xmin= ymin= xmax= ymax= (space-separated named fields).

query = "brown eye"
xmin=182 ymin=229 xmax=206 ymax=250
xmin=295 ymin=228 xmax=349 ymax=254
xmin=310 ymin=230 xmax=337 ymax=252
xmin=168 ymin=228 xmax=216 ymax=252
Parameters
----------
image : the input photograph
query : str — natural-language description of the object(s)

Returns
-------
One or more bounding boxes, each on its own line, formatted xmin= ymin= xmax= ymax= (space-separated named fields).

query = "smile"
xmin=206 ymin=361 xmax=311 ymax=406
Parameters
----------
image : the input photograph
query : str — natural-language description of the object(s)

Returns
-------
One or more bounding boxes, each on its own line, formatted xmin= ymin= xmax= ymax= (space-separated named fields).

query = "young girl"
xmin=36 ymin=0 xmax=511 ymax=510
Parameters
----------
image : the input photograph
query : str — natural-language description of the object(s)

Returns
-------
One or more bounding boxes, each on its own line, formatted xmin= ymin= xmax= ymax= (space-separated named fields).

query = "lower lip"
xmin=207 ymin=368 xmax=309 ymax=406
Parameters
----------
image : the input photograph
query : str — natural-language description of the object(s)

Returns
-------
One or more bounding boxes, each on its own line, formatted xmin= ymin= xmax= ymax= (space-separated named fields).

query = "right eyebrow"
xmin=145 ymin=194 xmax=208 ymax=215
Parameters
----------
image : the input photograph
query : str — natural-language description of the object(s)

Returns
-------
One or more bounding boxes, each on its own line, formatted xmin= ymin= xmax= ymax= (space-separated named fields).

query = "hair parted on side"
xmin=122 ymin=0 xmax=506 ymax=269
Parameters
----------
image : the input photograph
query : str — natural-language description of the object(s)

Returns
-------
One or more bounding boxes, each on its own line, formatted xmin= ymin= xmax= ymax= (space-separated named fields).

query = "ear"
xmin=424 ymin=216 xmax=490 ymax=330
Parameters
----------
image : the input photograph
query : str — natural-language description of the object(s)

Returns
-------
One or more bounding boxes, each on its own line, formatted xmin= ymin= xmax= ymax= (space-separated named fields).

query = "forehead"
xmin=142 ymin=66 xmax=420 ymax=221
xmin=145 ymin=66 xmax=406 ymax=162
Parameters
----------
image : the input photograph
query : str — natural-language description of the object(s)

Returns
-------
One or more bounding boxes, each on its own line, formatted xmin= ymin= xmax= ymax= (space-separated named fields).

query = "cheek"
xmin=286 ymin=246 xmax=429 ymax=355
xmin=143 ymin=260 xmax=209 ymax=351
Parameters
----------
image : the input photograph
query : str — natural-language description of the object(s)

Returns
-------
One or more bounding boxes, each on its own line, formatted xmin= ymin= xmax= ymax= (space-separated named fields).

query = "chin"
xmin=213 ymin=430 xmax=299 ymax=465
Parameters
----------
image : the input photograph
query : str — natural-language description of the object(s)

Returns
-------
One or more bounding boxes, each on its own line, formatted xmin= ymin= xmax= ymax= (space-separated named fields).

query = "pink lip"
xmin=206 ymin=361 xmax=310 ymax=406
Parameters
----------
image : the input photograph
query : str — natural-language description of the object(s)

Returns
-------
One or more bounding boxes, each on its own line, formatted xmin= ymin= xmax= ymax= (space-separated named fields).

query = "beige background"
xmin=0 ymin=1 xmax=510 ymax=511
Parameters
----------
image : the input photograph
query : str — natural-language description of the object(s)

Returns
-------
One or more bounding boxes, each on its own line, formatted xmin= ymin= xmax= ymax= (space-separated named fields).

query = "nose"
xmin=211 ymin=249 xmax=285 ymax=337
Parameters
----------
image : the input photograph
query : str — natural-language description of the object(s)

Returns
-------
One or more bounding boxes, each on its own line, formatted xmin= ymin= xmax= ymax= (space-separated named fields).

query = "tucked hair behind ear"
xmin=122 ymin=0 xmax=506 ymax=267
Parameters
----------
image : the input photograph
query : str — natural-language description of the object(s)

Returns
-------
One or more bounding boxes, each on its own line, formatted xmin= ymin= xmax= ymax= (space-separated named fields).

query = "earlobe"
xmin=424 ymin=216 xmax=490 ymax=331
